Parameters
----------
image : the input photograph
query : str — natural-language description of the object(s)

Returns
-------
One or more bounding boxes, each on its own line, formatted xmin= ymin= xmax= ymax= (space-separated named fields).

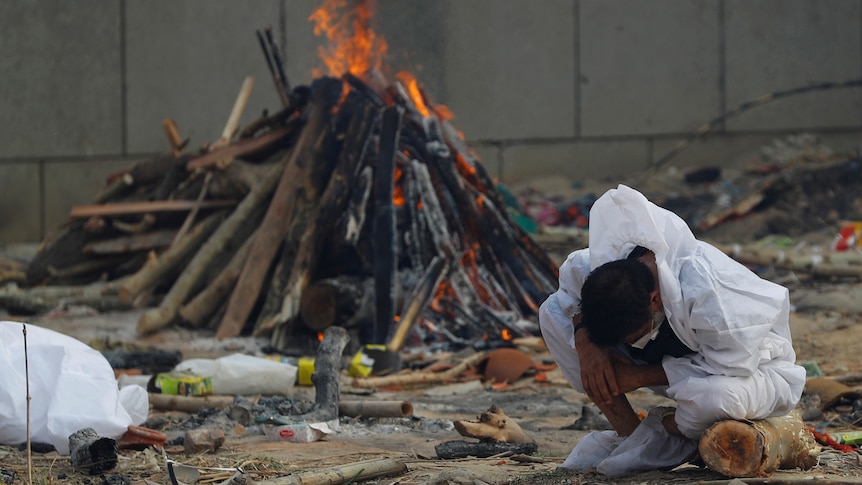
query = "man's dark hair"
xmin=579 ymin=258 xmax=655 ymax=346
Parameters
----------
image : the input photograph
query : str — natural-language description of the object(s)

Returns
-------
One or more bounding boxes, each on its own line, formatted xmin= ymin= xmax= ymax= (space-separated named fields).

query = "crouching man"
xmin=539 ymin=184 xmax=806 ymax=476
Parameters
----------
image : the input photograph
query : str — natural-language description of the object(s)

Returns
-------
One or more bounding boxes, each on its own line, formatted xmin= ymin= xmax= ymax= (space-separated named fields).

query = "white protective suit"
xmin=539 ymin=185 xmax=806 ymax=476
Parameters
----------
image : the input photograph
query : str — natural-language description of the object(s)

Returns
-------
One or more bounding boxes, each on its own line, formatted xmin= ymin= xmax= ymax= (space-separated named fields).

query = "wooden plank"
xmin=70 ymin=199 xmax=236 ymax=218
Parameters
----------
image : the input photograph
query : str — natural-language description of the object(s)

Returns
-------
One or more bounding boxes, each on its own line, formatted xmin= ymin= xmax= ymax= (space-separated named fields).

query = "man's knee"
xmin=673 ymin=379 xmax=748 ymax=438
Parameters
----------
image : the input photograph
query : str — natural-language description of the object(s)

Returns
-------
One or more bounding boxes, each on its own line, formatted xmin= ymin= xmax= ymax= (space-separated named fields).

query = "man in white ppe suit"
xmin=539 ymin=184 xmax=806 ymax=476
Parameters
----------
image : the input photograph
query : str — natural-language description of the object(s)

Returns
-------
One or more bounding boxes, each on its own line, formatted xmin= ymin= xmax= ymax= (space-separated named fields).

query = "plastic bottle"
xmin=831 ymin=430 xmax=862 ymax=446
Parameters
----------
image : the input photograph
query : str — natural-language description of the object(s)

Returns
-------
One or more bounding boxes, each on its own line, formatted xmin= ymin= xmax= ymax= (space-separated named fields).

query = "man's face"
xmin=627 ymin=312 xmax=662 ymax=349
xmin=622 ymin=287 xmax=663 ymax=348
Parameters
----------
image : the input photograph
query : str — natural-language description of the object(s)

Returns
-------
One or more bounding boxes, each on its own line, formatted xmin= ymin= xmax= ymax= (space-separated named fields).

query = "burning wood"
xmin=17 ymin=4 xmax=559 ymax=355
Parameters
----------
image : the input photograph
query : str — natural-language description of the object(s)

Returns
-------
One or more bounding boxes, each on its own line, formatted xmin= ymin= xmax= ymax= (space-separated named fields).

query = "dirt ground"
xmin=4 ymin=154 xmax=862 ymax=484
xmin=4 ymin=243 xmax=862 ymax=485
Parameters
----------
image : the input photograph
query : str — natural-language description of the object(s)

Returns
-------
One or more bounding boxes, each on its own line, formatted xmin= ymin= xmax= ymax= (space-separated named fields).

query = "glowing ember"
xmin=309 ymin=0 xmax=388 ymax=78
xmin=501 ymin=329 xmax=513 ymax=341
xmin=317 ymin=332 xmax=325 ymax=341
xmin=393 ymin=166 xmax=405 ymax=206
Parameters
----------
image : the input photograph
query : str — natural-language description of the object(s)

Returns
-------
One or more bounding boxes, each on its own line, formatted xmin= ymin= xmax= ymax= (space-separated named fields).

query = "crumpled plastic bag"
xmin=0 ymin=321 xmax=148 ymax=454
xmin=173 ymin=353 xmax=298 ymax=396
xmin=560 ymin=406 xmax=698 ymax=477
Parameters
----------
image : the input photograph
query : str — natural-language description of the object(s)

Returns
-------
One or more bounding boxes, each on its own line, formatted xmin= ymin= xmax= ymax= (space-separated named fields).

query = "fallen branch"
xmin=251 ymin=457 xmax=407 ymax=485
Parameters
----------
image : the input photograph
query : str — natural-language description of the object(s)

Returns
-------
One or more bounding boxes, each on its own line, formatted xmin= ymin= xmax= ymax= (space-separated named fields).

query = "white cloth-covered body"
xmin=0 ymin=321 xmax=148 ymax=454
xmin=539 ymin=185 xmax=806 ymax=475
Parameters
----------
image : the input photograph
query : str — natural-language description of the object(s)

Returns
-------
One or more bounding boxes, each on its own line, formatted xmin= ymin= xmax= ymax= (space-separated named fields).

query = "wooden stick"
xmin=211 ymin=76 xmax=255 ymax=151
xmin=251 ymin=457 xmax=407 ymax=485
xmin=172 ymin=172 xmax=213 ymax=245
xmin=371 ymin=105 xmax=403 ymax=344
xmin=338 ymin=400 xmax=413 ymax=418
xmin=186 ymin=124 xmax=294 ymax=171
xmin=82 ymin=229 xmax=177 ymax=255
xmin=351 ymin=351 xmax=487 ymax=389
xmin=70 ymin=199 xmax=235 ymax=218
xmin=256 ymin=29 xmax=289 ymax=107
xmin=387 ymin=256 xmax=447 ymax=352
xmin=136 ymin=160 xmax=286 ymax=335
xmin=23 ymin=324 xmax=32 ymax=484
xmin=162 ymin=118 xmax=185 ymax=155
xmin=118 ymin=212 xmax=224 ymax=305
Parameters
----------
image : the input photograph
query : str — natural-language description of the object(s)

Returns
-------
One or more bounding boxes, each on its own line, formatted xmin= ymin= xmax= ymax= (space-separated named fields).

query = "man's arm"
xmin=613 ymin=362 xmax=668 ymax=394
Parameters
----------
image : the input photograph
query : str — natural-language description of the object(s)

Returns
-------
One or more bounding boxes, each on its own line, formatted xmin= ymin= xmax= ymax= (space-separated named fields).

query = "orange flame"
xmin=501 ymin=329 xmax=513 ymax=341
xmin=432 ymin=104 xmax=455 ymax=121
xmin=317 ymin=332 xmax=325 ymax=341
xmin=309 ymin=0 xmax=388 ymax=78
xmin=396 ymin=71 xmax=431 ymax=117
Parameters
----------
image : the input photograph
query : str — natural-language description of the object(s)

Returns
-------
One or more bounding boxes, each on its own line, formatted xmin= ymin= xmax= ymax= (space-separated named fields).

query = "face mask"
xmin=630 ymin=312 xmax=664 ymax=349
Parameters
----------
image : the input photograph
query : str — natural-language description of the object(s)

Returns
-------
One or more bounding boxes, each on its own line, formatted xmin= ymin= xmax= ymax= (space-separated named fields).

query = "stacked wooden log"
xmin=18 ymin=69 xmax=559 ymax=354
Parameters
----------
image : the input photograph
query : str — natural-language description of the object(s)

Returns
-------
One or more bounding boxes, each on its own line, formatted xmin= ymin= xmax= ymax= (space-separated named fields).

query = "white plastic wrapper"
xmin=174 ymin=353 xmax=298 ymax=396
xmin=0 ymin=321 xmax=148 ymax=455
xmin=263 ymin=420 xmax=338 ymax=443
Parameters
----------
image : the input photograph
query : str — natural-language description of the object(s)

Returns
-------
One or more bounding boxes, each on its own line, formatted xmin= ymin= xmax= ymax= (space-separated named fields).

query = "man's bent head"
xmin=579 ymin=258 xmax=656 ymax=347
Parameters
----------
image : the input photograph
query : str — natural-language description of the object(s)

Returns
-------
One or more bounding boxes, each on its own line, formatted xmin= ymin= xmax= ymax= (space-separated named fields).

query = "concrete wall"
xmin=2 ymin=0 xmax=861 ymax=243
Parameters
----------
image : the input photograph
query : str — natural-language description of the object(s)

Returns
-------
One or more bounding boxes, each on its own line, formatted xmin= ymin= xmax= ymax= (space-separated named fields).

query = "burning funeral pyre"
xmin=17 ymin=0 xmax=560 ymax=355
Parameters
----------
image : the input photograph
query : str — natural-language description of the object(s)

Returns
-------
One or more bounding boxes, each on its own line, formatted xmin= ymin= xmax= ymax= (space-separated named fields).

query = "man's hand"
xmin=574 ymin=321 xmax=619 ymax=404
